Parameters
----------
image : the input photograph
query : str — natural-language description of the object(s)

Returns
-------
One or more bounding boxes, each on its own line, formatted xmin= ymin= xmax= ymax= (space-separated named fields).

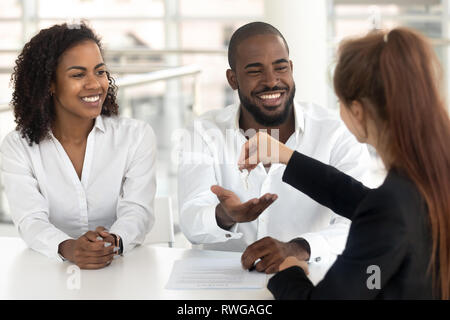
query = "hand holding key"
xmin=238 ymin=131 xmax=294 ymax=173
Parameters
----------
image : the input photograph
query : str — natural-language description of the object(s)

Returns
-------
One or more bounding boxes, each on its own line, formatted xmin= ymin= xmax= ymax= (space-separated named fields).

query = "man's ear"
xmin=226 ymin=69 xmax=238 ymax=90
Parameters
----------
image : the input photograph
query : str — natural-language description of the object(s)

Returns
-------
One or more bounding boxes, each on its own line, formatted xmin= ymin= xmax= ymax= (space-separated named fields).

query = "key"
xmin=240 ymin=169 xmax=249 ymax=190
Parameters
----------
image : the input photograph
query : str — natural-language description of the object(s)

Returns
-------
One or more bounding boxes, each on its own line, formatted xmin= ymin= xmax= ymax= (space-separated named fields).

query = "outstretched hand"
xmin=211 ymin=185 xmax=277 ymax=229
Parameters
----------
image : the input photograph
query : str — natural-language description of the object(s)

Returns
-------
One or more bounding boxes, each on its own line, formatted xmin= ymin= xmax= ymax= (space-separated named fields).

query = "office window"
xmin=0 ymin=0 xmax=21 ymax=102
xmin=329 ymin=0 xmax=448 ymax=110
xmin=179 ymin=0 xmax=263 ymax=17
xmin=179 ymin=0 xmax=263 ymax=113
xmin=38 ymin=0 xmax=164 ymax=18
xmin=0 ymin=0 xmax=22 ymax=222
xmin=333 ymin=2 xmax=443 ymax=40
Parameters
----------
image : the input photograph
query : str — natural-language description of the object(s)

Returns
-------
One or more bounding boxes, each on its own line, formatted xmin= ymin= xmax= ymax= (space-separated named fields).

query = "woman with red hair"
xmin=239 ymin=28 xmax=450 ymax=299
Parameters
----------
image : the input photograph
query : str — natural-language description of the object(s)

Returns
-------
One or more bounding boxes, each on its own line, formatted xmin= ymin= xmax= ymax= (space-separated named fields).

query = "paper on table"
xmin=165 ymin=258 xmax=267 ymax=290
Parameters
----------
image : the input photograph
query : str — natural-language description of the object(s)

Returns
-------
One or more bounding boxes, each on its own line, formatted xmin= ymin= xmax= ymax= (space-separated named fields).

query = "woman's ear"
xmin=226 ymin=69 xmax=238 ymax=90
xmin=349 ymin=100 xmax=365 ymax=123
xmin=348 ymin=100 xmax=369 ymax=141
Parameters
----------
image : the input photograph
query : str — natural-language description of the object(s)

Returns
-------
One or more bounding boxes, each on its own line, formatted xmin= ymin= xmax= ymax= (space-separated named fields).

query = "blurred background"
xmin=0 ymin=0 xmax=449 ymax=245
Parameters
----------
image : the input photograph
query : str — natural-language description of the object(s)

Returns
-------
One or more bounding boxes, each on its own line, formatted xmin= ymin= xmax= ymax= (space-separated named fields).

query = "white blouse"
xmin=0 ymin=116 xmax=157 ymax=260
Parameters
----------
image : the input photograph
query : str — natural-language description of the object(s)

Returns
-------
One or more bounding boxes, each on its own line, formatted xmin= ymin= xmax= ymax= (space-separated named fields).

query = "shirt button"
xmin=225 ymin=233 xmax=231 ymax=238
xmin=315 ymin=257 xmax=321 ymax=262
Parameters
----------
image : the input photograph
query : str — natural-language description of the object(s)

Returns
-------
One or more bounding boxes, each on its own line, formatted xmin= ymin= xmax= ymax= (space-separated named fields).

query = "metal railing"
xmin=0 ymin=48 xmax=225 ymax=73
xmin=116 ymin=65 xmax=201 ymax=88
xmin=0 ymin=104 xmax=10 ymax=113
xmin=116 ymin=64 xmax=202 ymax=116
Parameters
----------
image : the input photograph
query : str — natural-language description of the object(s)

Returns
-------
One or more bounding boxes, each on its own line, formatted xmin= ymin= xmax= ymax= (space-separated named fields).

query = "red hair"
xmin=334 ymin=28 xmax=450 ymax=299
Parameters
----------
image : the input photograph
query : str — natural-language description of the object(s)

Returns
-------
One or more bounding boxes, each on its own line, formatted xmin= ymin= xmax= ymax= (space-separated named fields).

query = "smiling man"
xmin=178 ymin=22 xmax=371 ymax=274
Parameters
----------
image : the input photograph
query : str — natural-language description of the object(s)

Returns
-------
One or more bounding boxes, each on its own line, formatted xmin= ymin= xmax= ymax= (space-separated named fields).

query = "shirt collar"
xmin=94 ymin=115 xmax=106 ymax=133
xmin=49 ymin=115 xmax=106 ymax=141
xmin=292 ymin=100 xmax=305 ymax=140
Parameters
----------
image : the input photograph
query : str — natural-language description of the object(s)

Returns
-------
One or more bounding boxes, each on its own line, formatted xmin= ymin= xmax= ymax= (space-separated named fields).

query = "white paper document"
xmin=166 ymin=258 xmax=267 ymax=290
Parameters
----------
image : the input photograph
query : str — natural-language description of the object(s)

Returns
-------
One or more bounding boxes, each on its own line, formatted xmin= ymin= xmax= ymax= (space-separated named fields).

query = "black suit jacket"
xmin=267 ymin=151 xmax=435 ymax=299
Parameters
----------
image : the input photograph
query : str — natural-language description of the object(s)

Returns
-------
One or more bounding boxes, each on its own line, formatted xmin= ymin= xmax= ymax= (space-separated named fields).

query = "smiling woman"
xmin=53 ymin=51 xmax=109 ymax=121
xmin=50 ymin=40 xmax=112 ymax=179
xmin=11 ymin=22 xmax=118 ymax=145
xmin=0 ymin=22 xmax=157 ymax=270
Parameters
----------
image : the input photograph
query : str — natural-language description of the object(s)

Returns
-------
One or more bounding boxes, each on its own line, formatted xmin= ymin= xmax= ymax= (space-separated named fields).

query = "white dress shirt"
xmin=177 ymin=101 xmax=372 ymax=267
xmin=0 ymin=116 xmax=157 ymax=260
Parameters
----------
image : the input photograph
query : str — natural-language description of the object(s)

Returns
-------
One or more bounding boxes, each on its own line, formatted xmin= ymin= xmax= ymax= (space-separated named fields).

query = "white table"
xmin=0 ymin=237 xmax=327 ymax=300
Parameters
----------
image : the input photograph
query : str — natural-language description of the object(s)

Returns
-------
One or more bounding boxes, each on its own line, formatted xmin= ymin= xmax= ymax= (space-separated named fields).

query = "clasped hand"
xmin=58 ymin=226 xmax=119 ymax=269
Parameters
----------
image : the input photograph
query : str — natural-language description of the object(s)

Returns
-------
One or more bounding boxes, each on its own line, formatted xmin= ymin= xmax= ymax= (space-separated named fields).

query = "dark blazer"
xmin=268 ymin=151 xmax=435 ymax=299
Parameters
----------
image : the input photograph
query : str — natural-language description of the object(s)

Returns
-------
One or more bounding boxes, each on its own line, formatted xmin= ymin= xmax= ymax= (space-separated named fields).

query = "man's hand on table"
xmin=241 ymin=236 xmax=310 ymax=274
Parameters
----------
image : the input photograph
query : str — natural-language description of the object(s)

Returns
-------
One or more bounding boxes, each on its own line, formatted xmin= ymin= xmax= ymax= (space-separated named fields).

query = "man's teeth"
xmin=82 ymin=95 xmax=100 ymax=102
xmin=260 ymin=93 xmax=281 ymax=100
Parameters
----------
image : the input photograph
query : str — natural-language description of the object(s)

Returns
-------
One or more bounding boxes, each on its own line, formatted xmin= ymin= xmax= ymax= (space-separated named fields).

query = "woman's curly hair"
xmin=10 ymin=21 xmax=119 ymax=145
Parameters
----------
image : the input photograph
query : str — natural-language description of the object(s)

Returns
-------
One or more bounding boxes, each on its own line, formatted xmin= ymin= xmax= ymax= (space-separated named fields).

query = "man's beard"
xmin=238 ymin=85 xmax=295 ymax=127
